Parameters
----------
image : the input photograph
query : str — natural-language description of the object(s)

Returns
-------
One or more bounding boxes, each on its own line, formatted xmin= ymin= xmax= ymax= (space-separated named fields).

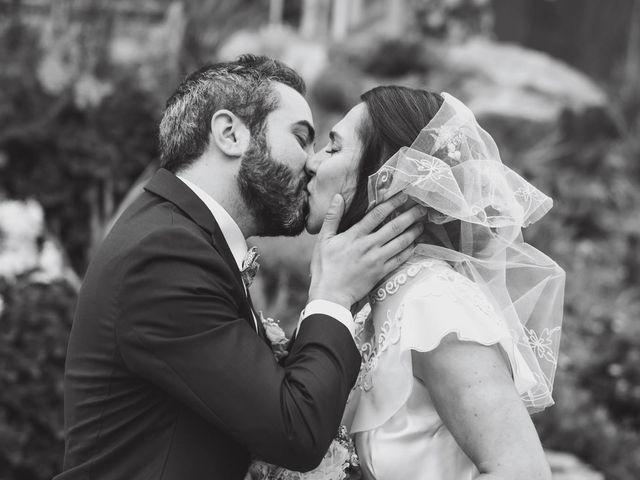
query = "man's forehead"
xmin=271 ymin=82 xmax=314 ymax=125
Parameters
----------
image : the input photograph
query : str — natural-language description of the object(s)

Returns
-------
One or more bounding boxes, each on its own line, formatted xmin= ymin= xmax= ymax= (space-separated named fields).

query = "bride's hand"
xmin=309 ymin=193 xmax=426 ymax=308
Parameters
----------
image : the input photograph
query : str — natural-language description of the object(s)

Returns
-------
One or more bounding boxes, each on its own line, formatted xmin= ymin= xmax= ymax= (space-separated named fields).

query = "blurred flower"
xmin=0 ymin=199 xmax=44 ymax=241
xmin=37 ymin=25 xmax=82 ymax=95
xmin=74 ymin=74 xmax=113 ymax=109
xmin=608 ymin=363 xmax=623 ymax=377
xmin=30 ymin=239 xmax=69 ymax=285
xmin=0 ymin=199 xmax=76 ymax=285
xmin=0 ymin=199 xmax=44 ymax=279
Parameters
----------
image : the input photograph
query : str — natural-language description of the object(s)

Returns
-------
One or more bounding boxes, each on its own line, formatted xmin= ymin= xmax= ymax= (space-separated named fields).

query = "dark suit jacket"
xmin=55 ymin=169 xmax=361 ymax=480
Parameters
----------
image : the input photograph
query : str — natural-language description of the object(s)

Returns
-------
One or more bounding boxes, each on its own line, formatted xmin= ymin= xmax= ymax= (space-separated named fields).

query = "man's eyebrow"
xmin=329 ymin=130 xmax=343 ymax=143
xmin=293 ymin=121 xmax=315 ymax=145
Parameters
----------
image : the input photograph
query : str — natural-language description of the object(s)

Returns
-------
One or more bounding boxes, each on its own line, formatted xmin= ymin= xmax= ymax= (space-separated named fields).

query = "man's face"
xmin=237 ymin=83 xmax=315 ymax=236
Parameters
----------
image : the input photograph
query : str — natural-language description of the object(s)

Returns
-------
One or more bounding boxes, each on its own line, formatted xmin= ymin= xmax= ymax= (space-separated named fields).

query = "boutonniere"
xmin=259 ymin=312 xmax=289 ymax=361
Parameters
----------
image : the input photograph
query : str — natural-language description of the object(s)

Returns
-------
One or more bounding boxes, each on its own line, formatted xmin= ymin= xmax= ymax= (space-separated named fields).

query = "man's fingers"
xmin=378 ymin=222 xmax=424 ymax=263
xmin=382 ymin=244 xmax=417 ymax=275
xmin=369 ymin=204 xmax=427 ymax=247
xmin=318 ymin=194 xmax=345 ymax=240
xmin=351 ymin=193 xmax=408 ymax=236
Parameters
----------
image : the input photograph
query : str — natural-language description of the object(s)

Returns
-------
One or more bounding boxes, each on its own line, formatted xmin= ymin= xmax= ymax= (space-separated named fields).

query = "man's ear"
xmin=210 ymin=110 xmax=250 ymax=158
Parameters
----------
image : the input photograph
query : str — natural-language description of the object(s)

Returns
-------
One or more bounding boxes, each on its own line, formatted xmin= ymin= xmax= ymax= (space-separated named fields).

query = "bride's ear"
xmin=210 ymin=110 xmax=250 ymax=159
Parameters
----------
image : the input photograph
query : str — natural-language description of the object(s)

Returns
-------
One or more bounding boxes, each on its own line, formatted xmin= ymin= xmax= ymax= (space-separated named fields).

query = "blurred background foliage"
xmin=0 ymin=0 xmax=639 ymax=479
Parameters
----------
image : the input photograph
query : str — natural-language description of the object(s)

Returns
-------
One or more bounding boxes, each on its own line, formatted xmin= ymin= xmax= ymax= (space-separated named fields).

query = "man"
xmin=56 ymin=55 xmax=424 ymax=479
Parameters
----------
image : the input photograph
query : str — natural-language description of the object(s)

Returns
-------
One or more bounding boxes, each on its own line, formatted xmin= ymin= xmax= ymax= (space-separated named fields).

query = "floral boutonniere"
xmin=259 ymin=312 xmax=289 ymax=361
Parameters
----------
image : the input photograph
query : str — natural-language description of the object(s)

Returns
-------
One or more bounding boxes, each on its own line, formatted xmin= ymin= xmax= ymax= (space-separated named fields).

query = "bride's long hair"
xmin=339 ymin=86 xmax=443 ymax=233
xmin=339 ymin=86 xmax=469 ymax=251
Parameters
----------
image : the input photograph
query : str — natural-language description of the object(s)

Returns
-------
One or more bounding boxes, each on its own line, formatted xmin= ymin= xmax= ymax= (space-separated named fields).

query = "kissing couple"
xmin=56 ymin=55 xmax=565 ymax=480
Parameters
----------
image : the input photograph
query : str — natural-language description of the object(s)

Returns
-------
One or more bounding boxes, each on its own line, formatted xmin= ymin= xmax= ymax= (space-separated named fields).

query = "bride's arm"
xmin=411 ymin=335 xmax=552 ymax=480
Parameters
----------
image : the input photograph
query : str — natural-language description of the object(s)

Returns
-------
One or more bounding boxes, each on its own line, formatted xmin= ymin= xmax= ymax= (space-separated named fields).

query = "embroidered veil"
xmin=366 ymin=92 xmax=565 ymax=413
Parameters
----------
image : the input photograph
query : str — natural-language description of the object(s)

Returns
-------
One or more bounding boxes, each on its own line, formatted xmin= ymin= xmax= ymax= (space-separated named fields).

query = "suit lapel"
xmin=208 ymin=225 xmax=246 ymax=296
xmin=246 ymin=290 xmax=268 ymax=342
xmin=210 ymin=228 xmax=268 ymax=343
xmin=144 ymin=168 xmax=258 ymax=335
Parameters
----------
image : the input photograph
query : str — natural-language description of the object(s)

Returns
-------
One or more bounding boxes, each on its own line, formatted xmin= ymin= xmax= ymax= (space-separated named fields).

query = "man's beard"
xmin=237 ymin=132 xmax=309 ymax=237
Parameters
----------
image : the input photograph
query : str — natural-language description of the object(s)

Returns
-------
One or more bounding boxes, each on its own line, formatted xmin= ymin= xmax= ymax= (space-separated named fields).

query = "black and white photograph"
xmin=0 ymin=0 xmax=638 ymax=479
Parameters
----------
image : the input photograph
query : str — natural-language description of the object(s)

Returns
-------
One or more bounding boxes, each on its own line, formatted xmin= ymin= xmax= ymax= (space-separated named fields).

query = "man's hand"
xmin=309 ymin=193 xmax=426 ymax=308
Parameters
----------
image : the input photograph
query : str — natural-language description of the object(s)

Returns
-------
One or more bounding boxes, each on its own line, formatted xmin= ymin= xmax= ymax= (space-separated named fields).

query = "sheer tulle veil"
xmin=367 ymin=92 xmax=565 ymax=412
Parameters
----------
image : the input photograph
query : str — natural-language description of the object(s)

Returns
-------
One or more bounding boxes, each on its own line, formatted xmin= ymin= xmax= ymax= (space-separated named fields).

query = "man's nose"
xmin=305 ymin=151 xmax=322 ymax=177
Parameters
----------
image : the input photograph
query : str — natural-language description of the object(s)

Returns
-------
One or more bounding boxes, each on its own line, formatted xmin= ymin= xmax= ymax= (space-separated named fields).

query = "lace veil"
xmin=367 ymin=93 xmax=565 ymax=412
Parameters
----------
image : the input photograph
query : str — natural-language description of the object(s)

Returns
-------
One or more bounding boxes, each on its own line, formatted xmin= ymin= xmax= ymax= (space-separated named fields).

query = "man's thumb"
xmin=319 ymin=194 xmax=345 ymax=239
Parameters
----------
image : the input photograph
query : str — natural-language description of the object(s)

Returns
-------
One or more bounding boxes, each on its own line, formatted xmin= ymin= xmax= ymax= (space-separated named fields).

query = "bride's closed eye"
xmin=325 ymin=146 xmax=340 ymax=155
xmin=324 ymin=139 xmax=340 ymax=155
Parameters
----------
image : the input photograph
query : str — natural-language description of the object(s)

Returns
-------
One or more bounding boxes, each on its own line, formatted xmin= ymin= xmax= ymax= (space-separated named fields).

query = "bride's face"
xmin=305 ymin=103 xmax=367 ymax=234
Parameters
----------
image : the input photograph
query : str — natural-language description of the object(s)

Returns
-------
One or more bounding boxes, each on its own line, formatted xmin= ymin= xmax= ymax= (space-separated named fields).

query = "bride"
xmin=252 ymin=86 xmax=565 ymax=480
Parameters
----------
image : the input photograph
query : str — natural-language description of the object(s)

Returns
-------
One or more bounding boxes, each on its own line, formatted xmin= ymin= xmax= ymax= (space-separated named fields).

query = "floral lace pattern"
xmin=354 ymin=260 xmax=502 ymax=392
xmin=355 ymin=309 xmax=401 ymax=392
xmin=510 ymin=324 xmax=561 ymax=409
xmin=370 ymin=260 xmax=435 ymax=304
xmin=514 ymin=184 xmax=545 ymax=203
xmin=525 ymin=325 xmax=561 ymax=364
xmin=408 ymin=156 xmax=449 ymax=181
xmin=353 ymin=260 xmax=435 ymax=392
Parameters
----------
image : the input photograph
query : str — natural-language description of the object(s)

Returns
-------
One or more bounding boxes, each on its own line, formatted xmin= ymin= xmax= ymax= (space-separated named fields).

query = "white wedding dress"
xmin=343 ymin=254 xmax=541 ymax=480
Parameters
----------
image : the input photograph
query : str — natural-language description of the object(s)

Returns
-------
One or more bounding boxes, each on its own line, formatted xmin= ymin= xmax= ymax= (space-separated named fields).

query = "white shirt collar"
xmin=177 ymin=175 xmax=247 ymax=270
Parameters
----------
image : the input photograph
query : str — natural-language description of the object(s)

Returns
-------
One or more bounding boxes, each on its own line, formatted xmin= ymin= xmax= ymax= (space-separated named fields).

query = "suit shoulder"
xmin=103 ymin=192 xmax=211 ymax=255
xmin=127 ymin=223 xmax=224 ymax=271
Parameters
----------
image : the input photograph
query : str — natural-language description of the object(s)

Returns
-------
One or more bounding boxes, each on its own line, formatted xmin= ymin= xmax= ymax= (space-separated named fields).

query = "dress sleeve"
xmin=400 ymin=270 xmax=538 ymax=395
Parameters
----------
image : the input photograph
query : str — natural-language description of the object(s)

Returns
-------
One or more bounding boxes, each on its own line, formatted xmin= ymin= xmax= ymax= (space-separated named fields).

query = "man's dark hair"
xmin=159 ymin=54 xmax=306 ymax=173
xmin=338 ymin=85 xmax=443 ymax=232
